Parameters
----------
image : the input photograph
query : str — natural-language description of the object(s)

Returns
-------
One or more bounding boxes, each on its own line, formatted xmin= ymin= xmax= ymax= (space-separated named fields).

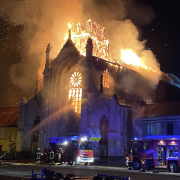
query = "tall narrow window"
xmin=33 ymin=116 xmax=40 ymax=142
xmin=147 ymin=124 xmax=152 ymax=135
xmin=68 ymin=68 xmax=82 ymax=115
xmin=103 ymin=69 xmax=109 ymax=88
xmin=167 ymin=123 xmax=173 ymax=135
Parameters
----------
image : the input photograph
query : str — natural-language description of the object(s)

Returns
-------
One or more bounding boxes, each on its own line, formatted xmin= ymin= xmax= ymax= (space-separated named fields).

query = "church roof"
xmin=143 ymin=101 xmax=180 ymax=117
xmin=50 ymin=38 xmax=81 ymax=70
xmin=0 ymin=107 xmax=19 ymax=127
xmin=62 ymin=39 xmax=75 ymax=49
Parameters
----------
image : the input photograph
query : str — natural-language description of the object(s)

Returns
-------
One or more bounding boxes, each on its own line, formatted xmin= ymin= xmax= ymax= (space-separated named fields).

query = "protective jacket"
xmin=36 ymin=150 xmax=41 ymax=160
xmin=49 ymin=150 xmax=54 ymax=160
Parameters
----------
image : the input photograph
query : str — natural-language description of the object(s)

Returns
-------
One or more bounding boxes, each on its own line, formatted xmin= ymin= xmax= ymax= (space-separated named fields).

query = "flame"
xmin=65 ymin=19 xmax=109 ymax=59
xmin=120 ymin=49 xmax=141 ymax=67
xmin=69 ymin=69 xmax=82 ymax=114
xmin=120 ymin=49 xmax=155 ymax=72
xmin=68 ymin=22 xmax=72 ymax=29
xmin=64 ymin=19 xmax=157 ymax=74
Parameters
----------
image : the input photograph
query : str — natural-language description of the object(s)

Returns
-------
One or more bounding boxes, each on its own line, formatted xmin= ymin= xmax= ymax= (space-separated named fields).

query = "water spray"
xmin=0 ymin=105 xmax=73 ymax=159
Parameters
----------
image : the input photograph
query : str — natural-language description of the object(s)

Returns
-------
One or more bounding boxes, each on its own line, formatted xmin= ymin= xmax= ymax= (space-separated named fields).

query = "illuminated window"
xmin=124 ymin=75 xmax=131 ymax=93
xmin=102 ymin=69 xmax=109 ymax=88
xmin=68 ymin=68 xmax=82 ymax=115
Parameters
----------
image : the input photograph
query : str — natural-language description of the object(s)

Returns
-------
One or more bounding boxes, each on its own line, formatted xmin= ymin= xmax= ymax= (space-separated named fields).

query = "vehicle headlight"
xmin=77 ymin=157 xmax=81 ymax=161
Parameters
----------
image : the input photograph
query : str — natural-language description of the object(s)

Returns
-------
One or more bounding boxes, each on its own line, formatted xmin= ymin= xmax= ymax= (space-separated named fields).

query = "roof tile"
xmin=0 ymin=107 xmax=19 ymax=127
xmin=144 ymin=101 xmax=180 ymax=117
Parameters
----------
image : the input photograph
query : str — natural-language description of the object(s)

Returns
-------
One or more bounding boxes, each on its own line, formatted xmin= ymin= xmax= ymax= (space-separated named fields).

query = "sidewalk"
xmin=0 ymin=159 xmax=127 ymax=168
xmin=0 ymin=159 xmax=46 ymax=165
xmin=0 ymin=175 xmax=29 ymax=180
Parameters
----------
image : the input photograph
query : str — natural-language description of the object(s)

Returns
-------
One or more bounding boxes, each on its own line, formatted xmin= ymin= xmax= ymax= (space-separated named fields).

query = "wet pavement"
xmin=0 ymin=161 xmax=180 ymax=180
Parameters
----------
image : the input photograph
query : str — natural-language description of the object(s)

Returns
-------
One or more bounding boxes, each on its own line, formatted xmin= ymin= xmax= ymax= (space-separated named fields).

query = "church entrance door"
xmin=99 ymin=116 xmax=108 ymax=161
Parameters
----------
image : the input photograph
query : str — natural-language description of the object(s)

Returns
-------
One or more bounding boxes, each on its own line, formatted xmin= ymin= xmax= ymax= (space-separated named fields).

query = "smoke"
xmin=0 ymin=0 xmax=159 ymax=97
xmin=0 ymin=0 xmax=83 ymax=93
xmin=83 ymin=0 xmax=160 ymax=87
xmin=132 ymin=106 xmax=145 ymax=138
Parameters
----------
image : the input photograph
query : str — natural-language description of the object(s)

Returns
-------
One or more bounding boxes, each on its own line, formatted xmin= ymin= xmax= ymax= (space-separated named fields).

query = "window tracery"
xmin=103 ymin=69 xmax=109 ymax=88
xmin=68 ymin=68 xmax=82 ymax=115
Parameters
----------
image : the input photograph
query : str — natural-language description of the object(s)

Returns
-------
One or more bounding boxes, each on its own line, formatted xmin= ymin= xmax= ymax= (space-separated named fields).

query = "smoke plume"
xmin=0 ymin=0 xmax=159 ymax=99
xmin=83 ymin=0 xmax=160 ymax=87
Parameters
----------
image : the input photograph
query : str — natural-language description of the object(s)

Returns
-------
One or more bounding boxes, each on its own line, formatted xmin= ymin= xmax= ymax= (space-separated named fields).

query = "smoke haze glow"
xmin=0 ymin=0 xmax=160 ymax=99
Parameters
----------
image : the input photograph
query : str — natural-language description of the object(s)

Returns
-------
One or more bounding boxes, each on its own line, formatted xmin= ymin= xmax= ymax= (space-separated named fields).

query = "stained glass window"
xmin=68 ymin=68 xmax=82 ymax=115
xmin=102 ymin=69 xmax=109 ymax=88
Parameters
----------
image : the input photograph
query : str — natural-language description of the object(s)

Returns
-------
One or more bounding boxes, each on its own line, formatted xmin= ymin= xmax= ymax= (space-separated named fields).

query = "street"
xmin=0 ymin=162 xmax=180 ymax=180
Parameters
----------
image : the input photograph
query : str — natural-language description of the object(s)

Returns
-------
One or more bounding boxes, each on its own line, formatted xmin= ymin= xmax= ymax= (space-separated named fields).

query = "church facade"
xmin=16 ymin=28 xmax=180 ymax=164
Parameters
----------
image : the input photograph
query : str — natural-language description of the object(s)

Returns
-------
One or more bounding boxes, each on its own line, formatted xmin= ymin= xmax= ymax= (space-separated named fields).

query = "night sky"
xmin=0 ymin=0 xmax=180 ymax=107
xmin=139 ymin=0 xmax=180 ymax=76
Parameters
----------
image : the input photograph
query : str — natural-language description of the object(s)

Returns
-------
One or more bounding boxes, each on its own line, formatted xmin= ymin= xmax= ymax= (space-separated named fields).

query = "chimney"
xmin=140 ymin=97 xmax=146 ymax=107
xmin=100 ymin=74 xmax=103 ymax=93
xmin=86 ymin=38 xmax=93 ymax=60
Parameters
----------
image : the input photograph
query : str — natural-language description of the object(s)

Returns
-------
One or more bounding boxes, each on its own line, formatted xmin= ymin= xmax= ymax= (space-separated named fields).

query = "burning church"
xmin=16 ymin=20 xmax=180 ymax=164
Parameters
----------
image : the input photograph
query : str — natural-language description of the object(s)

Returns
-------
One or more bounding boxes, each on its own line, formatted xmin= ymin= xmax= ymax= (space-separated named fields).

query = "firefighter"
xmin=49 ymin=147 xmax=54 ymax=166
xmin=36 ymin=148 xmax=41 ymax=165
xmin=128 ymin=149 xmax=134 ymax=170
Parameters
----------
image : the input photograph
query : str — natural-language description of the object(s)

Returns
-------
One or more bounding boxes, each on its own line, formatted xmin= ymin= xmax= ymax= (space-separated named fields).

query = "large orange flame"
xmin=65 ymin=19 xmax=109 ymax=59
xmin=65 ymin=19 xmax=157 ymax=74
xmin=120 ymin=49 xmax=155 ymax=72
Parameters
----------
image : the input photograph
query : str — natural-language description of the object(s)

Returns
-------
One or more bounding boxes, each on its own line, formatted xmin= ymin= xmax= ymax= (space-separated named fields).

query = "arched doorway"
xmin=99 ymin=115 xmax=108 ymax=160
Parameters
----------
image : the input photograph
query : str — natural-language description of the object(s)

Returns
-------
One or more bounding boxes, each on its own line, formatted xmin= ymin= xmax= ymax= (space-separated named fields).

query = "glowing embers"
xmin=68 ymin=69 xmax=82 ymax=115
xmin=66 ymin=19 xmax=109 ymax=59
xmin=102 ymin=69 xmax=109 ymax=88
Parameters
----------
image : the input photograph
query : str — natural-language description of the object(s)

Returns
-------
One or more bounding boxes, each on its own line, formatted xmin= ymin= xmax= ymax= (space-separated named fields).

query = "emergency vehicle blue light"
xmin=49 ymin=136 xmax=79 ymax=145
xmin=141 ymin=135 xmax=180 ymax=140
xmin=134 ymin=137 xmax=137 ymax=140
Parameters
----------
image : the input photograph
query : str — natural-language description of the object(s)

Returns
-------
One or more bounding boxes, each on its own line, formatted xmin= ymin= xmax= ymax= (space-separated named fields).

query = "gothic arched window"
xmin=33 ymin=116 xmax=40 ymax=142
xmin=103 ymin=69 xmax=109 ymax=88
xmin=124 ymin=75 xmax=131 ymax=93
xmin=68 ymin=68 xmax=82 ymax=115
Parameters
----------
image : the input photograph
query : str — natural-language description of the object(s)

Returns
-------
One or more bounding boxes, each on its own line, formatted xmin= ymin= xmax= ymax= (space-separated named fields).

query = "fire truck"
xmin=48 ymin=128 xmax=101 ymax=166
xmin=125 ymin=136 xmax=180 ymax=173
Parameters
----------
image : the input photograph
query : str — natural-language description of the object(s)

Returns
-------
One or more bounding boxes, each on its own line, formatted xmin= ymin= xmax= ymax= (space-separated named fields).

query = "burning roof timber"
xmin=65 ymin=19 xmax=159 ymax=73
xmin=64 ymin=19 xmax=180 ymax=88
xmin=43 ymin=19 xmax=180 ymax=91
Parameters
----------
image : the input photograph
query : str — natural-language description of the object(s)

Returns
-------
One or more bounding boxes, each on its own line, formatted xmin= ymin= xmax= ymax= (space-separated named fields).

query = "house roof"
xmin=0 ymin=107 xmax=19 ymax=127
xmin=143 ymin=101 xmax=180 ymax=117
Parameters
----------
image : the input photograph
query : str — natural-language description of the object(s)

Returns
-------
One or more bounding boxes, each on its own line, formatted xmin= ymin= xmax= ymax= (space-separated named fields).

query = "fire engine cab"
xmin=48 ymin=128 xmax=101 ymax=166
xmin=125 ymin=136 xmax=180 ymax=173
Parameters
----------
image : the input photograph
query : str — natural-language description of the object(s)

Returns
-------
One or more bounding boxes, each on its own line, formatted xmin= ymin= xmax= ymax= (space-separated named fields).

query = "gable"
xmin=90 ymin=93 xmax=110 ymax=115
